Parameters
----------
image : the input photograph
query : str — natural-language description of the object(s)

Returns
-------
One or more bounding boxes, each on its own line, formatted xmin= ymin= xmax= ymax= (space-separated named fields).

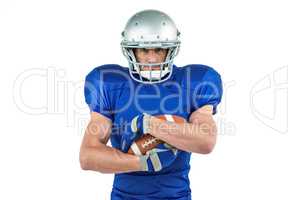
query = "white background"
xmin=0 ymin=0 xmax=299 ymax=199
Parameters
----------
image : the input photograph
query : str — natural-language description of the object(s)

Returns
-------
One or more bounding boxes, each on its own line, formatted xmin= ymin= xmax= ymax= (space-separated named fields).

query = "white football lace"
xmin=142 ymin=137 xmax=159 ymax=148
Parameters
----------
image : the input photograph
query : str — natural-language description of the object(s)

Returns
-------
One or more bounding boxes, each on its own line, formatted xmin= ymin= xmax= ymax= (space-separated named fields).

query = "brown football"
xmin=127 ymin=115 xmax=186 ymax=155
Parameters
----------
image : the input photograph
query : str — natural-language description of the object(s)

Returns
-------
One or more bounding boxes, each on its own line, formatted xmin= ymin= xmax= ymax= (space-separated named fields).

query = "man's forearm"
xmin=149 ymin=117 xmax=216 ymax=154
xmin=80 ymin=145 xmax=141 ymax=174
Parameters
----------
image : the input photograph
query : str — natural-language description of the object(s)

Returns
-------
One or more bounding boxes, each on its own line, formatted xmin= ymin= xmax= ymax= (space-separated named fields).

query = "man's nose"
xmin=145 ymin=50 xmax=158 ymax=63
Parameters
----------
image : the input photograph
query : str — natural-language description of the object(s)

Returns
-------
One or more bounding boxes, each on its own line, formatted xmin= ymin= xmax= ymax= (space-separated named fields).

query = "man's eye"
xmin=155 ymin=48 xmax=163 ymax=53
xmin=141 ymin=48 xmax=148 ymax=53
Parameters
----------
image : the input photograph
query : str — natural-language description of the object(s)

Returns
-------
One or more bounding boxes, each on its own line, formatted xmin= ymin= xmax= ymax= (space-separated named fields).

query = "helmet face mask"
xmin=121 ymin=10 xmax=181 ymax=84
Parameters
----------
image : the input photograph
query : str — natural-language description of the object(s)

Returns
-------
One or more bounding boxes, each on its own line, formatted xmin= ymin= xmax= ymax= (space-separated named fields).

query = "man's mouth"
xmin=141 ymin=65 xmax=161 ymax=71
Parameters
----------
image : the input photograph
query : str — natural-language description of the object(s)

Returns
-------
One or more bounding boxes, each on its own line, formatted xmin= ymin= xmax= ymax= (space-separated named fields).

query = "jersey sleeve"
xmin=192 ymin=68 xmax=223 ymax=115
xmin=84 ymin=68 xmax=113 ymax=120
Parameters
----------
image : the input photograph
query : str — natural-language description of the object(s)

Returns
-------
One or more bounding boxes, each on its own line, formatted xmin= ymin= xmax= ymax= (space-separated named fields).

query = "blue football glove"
xmin=121 ymin=113 xmax=152 ymax=152
xmin=138 ymin=143 xmax=179 ymax=172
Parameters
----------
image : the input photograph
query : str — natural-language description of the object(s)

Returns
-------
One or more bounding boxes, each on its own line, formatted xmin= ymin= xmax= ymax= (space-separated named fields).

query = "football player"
xmin=80 ymin=9 xmax=223 ymax=200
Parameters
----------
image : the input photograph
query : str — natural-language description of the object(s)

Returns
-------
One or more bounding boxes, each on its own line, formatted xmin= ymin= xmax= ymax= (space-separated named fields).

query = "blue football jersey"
xmin=84 ymin=64 xmax=223 ymax=200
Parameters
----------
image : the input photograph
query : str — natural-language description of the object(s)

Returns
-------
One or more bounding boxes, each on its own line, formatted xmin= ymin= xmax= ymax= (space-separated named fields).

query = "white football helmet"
xmin=121 ymin=9 xmax=180 ymax=84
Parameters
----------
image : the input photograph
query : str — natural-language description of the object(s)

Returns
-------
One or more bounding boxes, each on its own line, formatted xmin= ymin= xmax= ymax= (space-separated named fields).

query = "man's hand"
xmin=121 ymin=113 xmax=152 ymax=152
xmin=138 ymin=143 xmax=178 ymax=172
xmin=131 ymin=113 xmax=152 ymax=136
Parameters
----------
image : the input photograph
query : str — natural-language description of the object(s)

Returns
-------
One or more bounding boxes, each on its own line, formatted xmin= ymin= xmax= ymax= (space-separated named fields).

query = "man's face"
xmin=134 ymin=48 xmax=168 ymax=70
